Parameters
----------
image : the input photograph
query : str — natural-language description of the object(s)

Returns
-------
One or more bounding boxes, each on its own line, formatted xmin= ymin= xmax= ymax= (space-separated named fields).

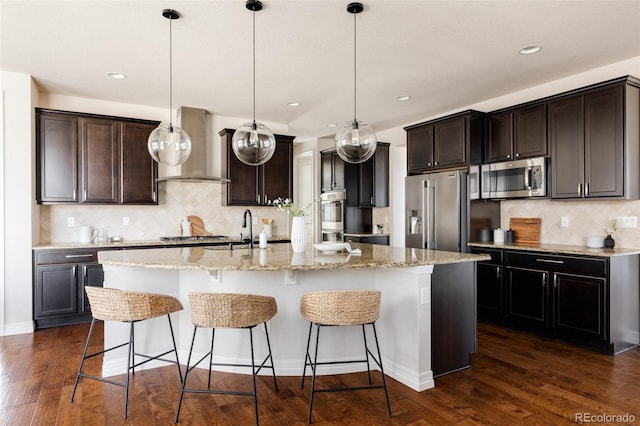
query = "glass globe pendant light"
xmin=232 ymin=0 xmax=276 ymax=166
xmin=147 ymin=9 xmax=192 ymax=166
xmin=335 ymin=2 xmax=377 ymax=164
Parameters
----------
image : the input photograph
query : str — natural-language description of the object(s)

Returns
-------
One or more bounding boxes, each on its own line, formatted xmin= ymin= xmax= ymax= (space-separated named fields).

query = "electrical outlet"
xmin=617 ymin=216 xmax=638 ymax=228
xmin=560 ymin=216 xmax=569 ymax=228
xmin=122 ymin=216 xmax=130 ymax=226
xmin=253 ymin=217 xmax=258 ymax=225
xmin=384 ymin=215 xmax=389 ymax=223
xmin=67 ymin=217 xmax=75 ymax=227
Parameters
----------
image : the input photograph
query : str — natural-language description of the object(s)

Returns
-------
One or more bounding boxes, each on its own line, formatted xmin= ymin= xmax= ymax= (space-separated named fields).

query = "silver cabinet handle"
xmin=585 ymin=182 xmax=590 ymax=196
xmin=536 ymin=258 xmax=564 ymax=264
xmin=506 ymin=154 xmax=511 ymax=159
xmin=515 ymin=153 xmax=520 ymax=158
xmin=496 ymin=266 xmax=501 ymax=279
xmin=66 ymin=254 xmax=94 ymax=259
xmin=553 ymin=274 xmax=558 ymax=288
xmin=578 ymin=183 xmax=582 ymax=196
xmin=542 ymin=272 xmax=547 ymax=287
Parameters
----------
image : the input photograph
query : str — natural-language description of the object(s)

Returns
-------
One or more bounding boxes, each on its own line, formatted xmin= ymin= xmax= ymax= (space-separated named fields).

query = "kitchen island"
xmin=98 ymin=243 xmax=489 ymax=391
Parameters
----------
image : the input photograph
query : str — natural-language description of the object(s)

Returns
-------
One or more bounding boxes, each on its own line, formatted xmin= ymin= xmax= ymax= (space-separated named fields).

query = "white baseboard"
xmin=3 ymin=321 xmax=34 ymax=336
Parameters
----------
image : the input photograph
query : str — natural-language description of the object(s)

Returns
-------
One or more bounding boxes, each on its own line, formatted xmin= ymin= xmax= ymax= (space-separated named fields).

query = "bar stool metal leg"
xmin=70 ymin=318 xmax=97 ymax=403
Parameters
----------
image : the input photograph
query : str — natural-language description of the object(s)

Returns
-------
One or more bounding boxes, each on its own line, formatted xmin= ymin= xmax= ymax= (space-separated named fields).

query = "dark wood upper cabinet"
xmin=37 ymin=112 xmax=79 ymax=203
xmin=485 ymin=112 xmax=513 ymax=162
xmin=80 ymin=117 xmax=119 ymax=204
xmin=485 ymin=104 xmax=547 ymax=163
xmin=550 ymin=78 xmax=639 ymax=200
xmin=321 ymin=150 xmax=345 ymax=191
xmin=322 ymin=143 xmax=389 ymax=208
xmin=120 ymin=121 xmax=158 ymax=204
xmin=36 ymin=108 xmax=159 ymax=205
xmin=359 ymin=143 xmax=390 ymax=207
xmin=405 ymin=110 xmax=483 ymax=174
xmin=515 ymin=104 xmax=547 ymax=159
xmin=219 ymin=128 xmax=294 ymax=206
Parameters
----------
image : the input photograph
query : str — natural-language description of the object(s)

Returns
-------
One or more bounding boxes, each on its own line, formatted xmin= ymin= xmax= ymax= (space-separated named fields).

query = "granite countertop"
xmin=98 ymin=243 xmax=490 ymax=272
xmin=468 ymin=241 xmax=640 ymax=257
xmin=33 ymin=235 xmax=290 ymax=251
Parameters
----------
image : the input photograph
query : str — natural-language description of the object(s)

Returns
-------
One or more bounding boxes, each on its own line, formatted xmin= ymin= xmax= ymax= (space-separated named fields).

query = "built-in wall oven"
xmin=321 ymin=190 xmax=345 ymax=242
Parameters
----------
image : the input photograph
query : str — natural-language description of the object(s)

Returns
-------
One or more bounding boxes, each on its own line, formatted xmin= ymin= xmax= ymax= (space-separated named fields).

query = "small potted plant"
xmin=604 ymin=219 xmax=618 ymax=249
xmin=375 ymin=224 xmax=384 ymax=234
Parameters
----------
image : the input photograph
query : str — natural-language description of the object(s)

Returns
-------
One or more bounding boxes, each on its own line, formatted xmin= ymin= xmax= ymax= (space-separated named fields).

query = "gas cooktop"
xmin=160 ymin=235 xmax=228 ymax=242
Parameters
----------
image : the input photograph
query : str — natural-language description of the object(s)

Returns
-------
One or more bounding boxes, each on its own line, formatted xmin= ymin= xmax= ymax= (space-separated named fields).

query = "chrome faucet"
xmin=242 ymin=209 xmax=254 ymax=249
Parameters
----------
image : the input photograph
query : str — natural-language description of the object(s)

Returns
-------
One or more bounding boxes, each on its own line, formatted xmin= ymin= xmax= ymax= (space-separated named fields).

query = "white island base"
xmin=101 ymin=264 xmax=442 ymax=392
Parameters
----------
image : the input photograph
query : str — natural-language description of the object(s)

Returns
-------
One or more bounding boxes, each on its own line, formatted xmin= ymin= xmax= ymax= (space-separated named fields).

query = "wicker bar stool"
xmin=300 ymin=290 xmax=392 ymax=423
xmin=70 ymin=287 xmax=183 ymax=419
xmin=175 ymin=292 xmax=278 ymax=425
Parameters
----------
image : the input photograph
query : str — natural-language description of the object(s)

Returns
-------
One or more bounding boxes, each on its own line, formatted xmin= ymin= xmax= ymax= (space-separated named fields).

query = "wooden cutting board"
xmin=187 ymin=215 xmax=211 ymax=236
xmin=509 ymin=217 xmax=541 ymax=245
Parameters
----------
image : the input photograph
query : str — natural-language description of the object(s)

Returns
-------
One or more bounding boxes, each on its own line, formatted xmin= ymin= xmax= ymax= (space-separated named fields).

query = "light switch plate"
xmin=617 ymin=216 xmax=637 ymax=228
xmin=560 ymin=216 xmax=569 ymax=228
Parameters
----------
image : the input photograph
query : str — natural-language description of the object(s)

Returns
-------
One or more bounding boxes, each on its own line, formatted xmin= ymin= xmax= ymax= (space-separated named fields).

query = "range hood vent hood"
xmin=156 ymin=106 xmax=230 ymax=183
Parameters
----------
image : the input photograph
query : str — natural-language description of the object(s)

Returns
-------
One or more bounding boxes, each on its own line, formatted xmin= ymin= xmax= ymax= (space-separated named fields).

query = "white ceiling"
xmin=2 ymin=0 xmax=640 ymax=141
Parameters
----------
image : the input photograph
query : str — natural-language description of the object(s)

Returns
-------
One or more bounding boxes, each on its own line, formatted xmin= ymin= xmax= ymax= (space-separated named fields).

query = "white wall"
xmin=1 ymin=71 xmax=37 ymax=335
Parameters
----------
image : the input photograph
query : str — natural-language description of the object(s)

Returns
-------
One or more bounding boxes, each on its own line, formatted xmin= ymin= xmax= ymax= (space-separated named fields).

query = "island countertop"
xmin=98 ymin=243 xmax=490 ymax=272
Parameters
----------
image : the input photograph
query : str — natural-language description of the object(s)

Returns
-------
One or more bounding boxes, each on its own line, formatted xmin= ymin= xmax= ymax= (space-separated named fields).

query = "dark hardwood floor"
xmin=1 ymin=321 xmax=639 ymax=425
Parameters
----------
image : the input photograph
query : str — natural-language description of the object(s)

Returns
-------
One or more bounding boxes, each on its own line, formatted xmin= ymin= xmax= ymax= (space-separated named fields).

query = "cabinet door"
xmin=221 ymin=129 xmax=260 ymax=206
xmin=373 ymin=143 xmax=389 ymax=207
xmin=515 ymin=104 xmax=547 ymax=159
xmin=35 ymin=265 xmax=78 ymax=317
xmin=584 ymin=85 xmax=624 ymax=198
xmin=407 ymin=125 xmax=434 ymax=173
xmin=358 ymin=156 xmax=374 ymax=207
xmin=321 ymin=152 xmax=334 ymax=191
xmin=477 ymin=262 xmax=502 ymax=320
xmin=261 ymin=136 xmax=293 ymax=204
xmin=506 ymin=266 xmax=548 ymax=329
xmin=550 ymin=95 xmax=584 ymax=199
xmin=332 ymin=153 xmax=345 ymax=190
xmin=434 ymin=117 xmax=466 ymax=167
xmin=553 ymin=272 xmax=606 ymax=342
xmin=37 ymin=112 xmax=79 ymax=203
xmin=80 ymin=117 xmax=119 ymax=203
xmin=120 ymin=121 xmax=158 ymax=204
xmin=80 ymin=263 xmax=104 ymax=313
xmin=486 ymin=112 xmax=513 ymax=163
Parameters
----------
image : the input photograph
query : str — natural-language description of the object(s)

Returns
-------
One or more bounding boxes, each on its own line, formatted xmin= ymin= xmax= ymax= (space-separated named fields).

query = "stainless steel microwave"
xmin=480 ymin=157 xmax=547 ymax=199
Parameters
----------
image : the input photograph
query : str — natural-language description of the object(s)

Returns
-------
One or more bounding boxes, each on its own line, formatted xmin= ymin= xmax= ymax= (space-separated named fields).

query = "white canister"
xmin=493 ymin=228 xmax=505 ymax=244
xmin=78 ymin=226 xmax=95 ymax=243
xmin=259 ymin=232 xmax=268 ymax=249
xmin=263 ymin=224 xmax=273 ymax=238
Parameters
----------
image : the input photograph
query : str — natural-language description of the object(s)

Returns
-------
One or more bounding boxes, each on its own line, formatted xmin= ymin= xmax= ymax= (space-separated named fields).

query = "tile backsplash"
xmin=40 ymin=182 xmax=292 ymax=243
xmin=501 ymin=199 xmax=640 ymax=249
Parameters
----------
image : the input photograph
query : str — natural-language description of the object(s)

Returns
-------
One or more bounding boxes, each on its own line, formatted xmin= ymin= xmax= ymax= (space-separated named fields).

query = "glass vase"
xmin=290 ymin=216 xmax=307 ymax=253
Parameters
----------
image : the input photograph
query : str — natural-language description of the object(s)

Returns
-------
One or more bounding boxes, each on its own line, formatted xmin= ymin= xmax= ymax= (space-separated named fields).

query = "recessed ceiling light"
xmin=107 ymin=72 xmax=127 ymax=79
xmin=287 ymin=101 xmax=301 ymax=107
xmin=519 ymin=45 xmax=542 ymax=55
xmin=327 ymin=123 xmax=337 ymax=128
xmin=396 ymin=95 xmax=411 ymax=101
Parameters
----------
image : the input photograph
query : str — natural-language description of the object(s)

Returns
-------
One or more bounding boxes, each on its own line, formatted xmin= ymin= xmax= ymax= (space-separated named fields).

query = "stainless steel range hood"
xmin=156 ymin=106 xmax=230 ymax=183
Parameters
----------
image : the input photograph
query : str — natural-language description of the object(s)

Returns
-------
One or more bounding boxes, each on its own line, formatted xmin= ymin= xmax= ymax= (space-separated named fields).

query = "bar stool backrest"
xmin=85 ymin=287 xmax=183 ymax=322
xmin=300 ymin=290 xmax=381 ymax=326
xmin=188 ymin=293 xmax=277 ymax=329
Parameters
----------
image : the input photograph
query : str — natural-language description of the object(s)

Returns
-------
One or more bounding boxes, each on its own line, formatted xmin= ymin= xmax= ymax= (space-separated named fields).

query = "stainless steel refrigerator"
xmin=405 ymin=170 xmax=469 ymax=252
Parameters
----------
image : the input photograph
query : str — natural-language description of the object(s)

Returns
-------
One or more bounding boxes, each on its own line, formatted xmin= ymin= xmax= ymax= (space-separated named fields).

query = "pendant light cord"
xmin=353 ymin=10 xmax=357 ymax=123
xmin=252 ymin=8 xmax=257 ymax=126
xmin=169 ymin=16 xmax=174 ymax=128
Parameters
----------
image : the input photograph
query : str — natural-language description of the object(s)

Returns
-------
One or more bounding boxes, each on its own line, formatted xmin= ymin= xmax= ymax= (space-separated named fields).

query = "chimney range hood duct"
xmin=156 ymin=106 xmax=230 ymax=183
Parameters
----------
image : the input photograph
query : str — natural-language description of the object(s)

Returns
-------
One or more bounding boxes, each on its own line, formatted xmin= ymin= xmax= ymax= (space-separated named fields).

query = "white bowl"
xmin=313 ymin=242 xmax=346 ymax=254
xmin=585 ymin=236 xmax=604 ymax=248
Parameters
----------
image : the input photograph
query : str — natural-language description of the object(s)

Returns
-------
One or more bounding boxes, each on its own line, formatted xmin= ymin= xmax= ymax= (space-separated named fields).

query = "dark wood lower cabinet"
xmin=33 ymin=249 xmax=105 ymax=329
xmin=471 ymin=248 xmax=503 ymax=321
xmin=471 ymin=246 xmax=639 ymax=355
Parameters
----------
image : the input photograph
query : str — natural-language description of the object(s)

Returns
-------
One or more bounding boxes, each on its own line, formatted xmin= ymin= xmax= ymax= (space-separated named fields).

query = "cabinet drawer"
xmin=35 ymin=250 xmax=98 ymax=265
xmin=505 ymin=251 xmax=606 ymax=276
